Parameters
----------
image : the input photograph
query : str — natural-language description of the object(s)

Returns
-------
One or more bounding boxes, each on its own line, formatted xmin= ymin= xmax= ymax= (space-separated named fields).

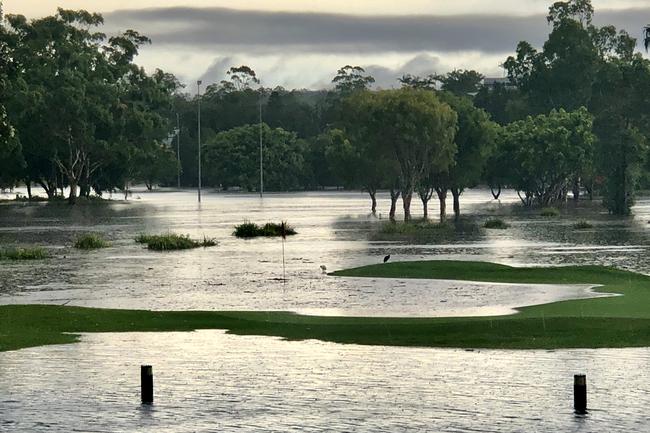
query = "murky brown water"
xmin=2 ymin=188 xmax=650 ymax=431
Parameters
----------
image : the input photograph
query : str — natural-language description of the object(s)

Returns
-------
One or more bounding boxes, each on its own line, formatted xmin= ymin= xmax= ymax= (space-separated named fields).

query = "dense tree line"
xmin=1 ymin=1 xmax=649 ymax=218
xmin=0 ymin=7 xmax=179 ymax=202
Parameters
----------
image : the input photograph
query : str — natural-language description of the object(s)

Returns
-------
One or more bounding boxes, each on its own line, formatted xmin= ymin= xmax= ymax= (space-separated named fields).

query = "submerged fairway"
xmin=3 ymin=260 xmax=650 ymax=352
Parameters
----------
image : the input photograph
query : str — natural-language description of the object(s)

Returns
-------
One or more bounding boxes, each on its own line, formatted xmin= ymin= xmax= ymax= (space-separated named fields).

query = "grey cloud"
xmin=198 ymin=56 xmax=236 ymax=85
xmin=105 ymin=6 xmax=650 ymax=54
xmin=364 ymin=54 xmax=445 ymax=89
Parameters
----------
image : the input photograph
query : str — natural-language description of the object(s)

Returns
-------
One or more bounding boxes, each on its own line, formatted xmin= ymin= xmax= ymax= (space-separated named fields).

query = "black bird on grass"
xmin=383 ymin=254 xmax=391 ymax=263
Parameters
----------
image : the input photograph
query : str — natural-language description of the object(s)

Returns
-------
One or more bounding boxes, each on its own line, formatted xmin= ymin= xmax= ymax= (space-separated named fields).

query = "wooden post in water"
xmin=574 ymin=374 xmax=587 ymax=414
xmin=141 ymin=365 xmax=154 ymax=404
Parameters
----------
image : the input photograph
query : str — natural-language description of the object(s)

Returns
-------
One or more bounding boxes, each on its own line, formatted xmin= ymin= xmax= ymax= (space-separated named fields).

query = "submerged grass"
xmin=483 ymin=218 xmax=509 ymax=229
xmin=5 ymin=261 xmax=650 ymax=352
xmin=74 ymin=234 xmax=109 ymax=250
xmin=0 ymin=247 xmax=47 ymax=260
xmin=373 ymin=219 xmax=480 ymax=242
xmin=136 ymin=233 xmax=217 ymax=251
xmin=573 ymin=220 xmax=594 ymax=230
xmin=379 ymin=220 xmax=453 ymax=235
xmin=233 ymin=221 xmax=297 ymax=238
xmin=540 ymin=207 xmax=560 ymax=217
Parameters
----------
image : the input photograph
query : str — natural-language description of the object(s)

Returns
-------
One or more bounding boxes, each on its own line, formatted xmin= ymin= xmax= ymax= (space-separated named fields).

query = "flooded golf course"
xmin=2 ymin=188 xmax=650 ymax=432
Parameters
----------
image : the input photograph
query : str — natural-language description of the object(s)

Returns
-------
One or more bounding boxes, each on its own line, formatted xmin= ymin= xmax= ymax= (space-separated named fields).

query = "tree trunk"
xmin=585 ymin=180 xmax=593 ymax=201
xmin=80 ymin=183 xmax=90 ymax=198
xmin=389 ymin=188 xmax=400 ymax=221
xmin=451 ymin=188 xmax=461 ymax=221
xmin=57 ymin=132 xmax=86 ymax=205
xmin=572 ymin=179 xmax=580 ymax=201
xmin=517 ymin=190 xmax=533 ymax=207
xmin=418 ymin=187 xmax=434 ymax=220
xmin=435 ymin=188 xmax=447 ymax=223
xmin=367 ymin=187 xmax=377 ymax=215
xmin=402 ymin=190 xmax=413 ymax=221
xmin=37 ymin=180 xmax=55 ymax=199
xmin=68 ymin=181 xmax=78 ymax=205
xmin=26 ymin=182 xmax=32 ymax=199
xmin=491 ymin=185 xmax=501 ymax=200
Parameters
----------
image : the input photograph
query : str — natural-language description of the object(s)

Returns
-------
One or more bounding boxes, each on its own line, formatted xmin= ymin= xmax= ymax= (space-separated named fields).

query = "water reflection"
xmin=1 ymin=189 xmax=649 ymax=312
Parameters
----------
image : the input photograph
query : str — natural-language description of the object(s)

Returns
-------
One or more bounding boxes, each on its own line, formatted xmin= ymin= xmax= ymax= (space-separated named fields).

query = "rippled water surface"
xmin=3 ymin=331 xmax=650 ymax=433
xmin=1 ymin=188 xmax=649 ymax=311
xmin=2 ymin=188 xmax=650 ymax=431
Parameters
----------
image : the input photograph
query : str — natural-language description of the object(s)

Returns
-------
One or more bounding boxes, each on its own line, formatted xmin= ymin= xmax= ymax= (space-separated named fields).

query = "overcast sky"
xmin=4 ymin=0 xmax=650 ymax=89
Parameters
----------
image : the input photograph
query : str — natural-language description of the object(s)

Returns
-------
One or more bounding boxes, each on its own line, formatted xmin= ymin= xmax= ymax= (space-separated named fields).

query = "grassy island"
xmin=3 ymin=261 xmax=650 ymax=352
xmin=135 ymin=233 xmax=217 ymax=250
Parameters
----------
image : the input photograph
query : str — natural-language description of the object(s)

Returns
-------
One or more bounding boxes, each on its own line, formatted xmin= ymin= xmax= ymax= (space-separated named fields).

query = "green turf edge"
xmin=3 ymin=260 xmax=650 ymax=352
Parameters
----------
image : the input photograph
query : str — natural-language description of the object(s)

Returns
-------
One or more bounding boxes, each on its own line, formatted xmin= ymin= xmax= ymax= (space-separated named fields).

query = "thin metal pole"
xmin=197 ymin=80 xmax=202 ymax=203
xmin=176 ymin=112 xmax=181 ymax=189
xmin=259 ymin=90 xmax=263 ymax=198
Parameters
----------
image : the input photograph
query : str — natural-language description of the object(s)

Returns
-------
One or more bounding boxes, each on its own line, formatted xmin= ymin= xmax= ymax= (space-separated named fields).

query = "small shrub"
xmin=135 ymin=234 xmax=156 ymax=244
xmin=74 ymin=233 xmax=110 ymax=250
xmin=136 ymin=233 xmax=218 ymax=251
xmin=573 ymin=220 xmax=593 ymax=230
xmin=484 ymin=218 xmax=509 ymax=229
xmin=234 ymin=221 xmax=297 ymax=238
xmin=540 ymin=207 xmax=560 ymax=217
xmin=233 ymin=222 xmax=260 ymax=238
xmin=200 ymin=236 xmax=218 ymax=247
xmin=0 ymin=247 xmax=47 ymax=260
xmin=261 ymin=222 xmax=297 ymax=237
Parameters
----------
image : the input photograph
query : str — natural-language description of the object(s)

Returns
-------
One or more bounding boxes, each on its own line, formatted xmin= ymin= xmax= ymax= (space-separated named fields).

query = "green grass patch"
xmin=573 ymin=220 xmax=593 ymax=230
xmin=5 ymin=261 xmax=650 ymax=352
xmin=483 ymin=218 xmax=509 ymax=229
xmin=0 ymin=247 xmax=47 ymax=260
xmin=540 ymin=207 xmax=560 ymax=217
xmin=74 ymin=234 xmax=110 ymax=250
xmin=135 ymin=233 xmax=217 ymax=250
xmin=233 ymin=221 xmax=297 ymax=238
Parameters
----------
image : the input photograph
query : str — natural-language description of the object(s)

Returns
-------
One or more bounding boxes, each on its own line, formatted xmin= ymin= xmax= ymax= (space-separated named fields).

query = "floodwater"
xmin=2 ymin=188 xmax=650 ymax=431
xmin=3 ymin=331 xmax=650 ymax=432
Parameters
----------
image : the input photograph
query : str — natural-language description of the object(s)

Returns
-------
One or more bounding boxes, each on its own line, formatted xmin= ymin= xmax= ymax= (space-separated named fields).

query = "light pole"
xmin=197 ymin=80 xmax=202 ymax=203
xmin=259 ymin=88 xmax=264 ymax=198
xmin=176 ymin=112 xmax=181 ymax=189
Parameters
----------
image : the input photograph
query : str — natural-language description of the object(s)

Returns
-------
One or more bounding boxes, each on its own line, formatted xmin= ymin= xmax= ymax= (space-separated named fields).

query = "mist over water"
xmin=2 ymin=188 xmax=650 ymax=431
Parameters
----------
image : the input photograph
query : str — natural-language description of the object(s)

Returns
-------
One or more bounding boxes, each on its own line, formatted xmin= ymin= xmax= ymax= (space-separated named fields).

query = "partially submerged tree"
xmin=503 ymin=0 xmax=646 ymax=213
xmin=2 ymin=9 xmax=179 ymax=202
xmin=368 ymin=89 xmax=457 ymax=221
xmin=436 ymin=92 xmax=497 ymax=220
xmin=203 ymin=123 xmax=306 ymax=191
xmin=498 ymin=107 xmax=595 ymax=207
xmin=329 ymin=91 xmax=399 ymax=215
